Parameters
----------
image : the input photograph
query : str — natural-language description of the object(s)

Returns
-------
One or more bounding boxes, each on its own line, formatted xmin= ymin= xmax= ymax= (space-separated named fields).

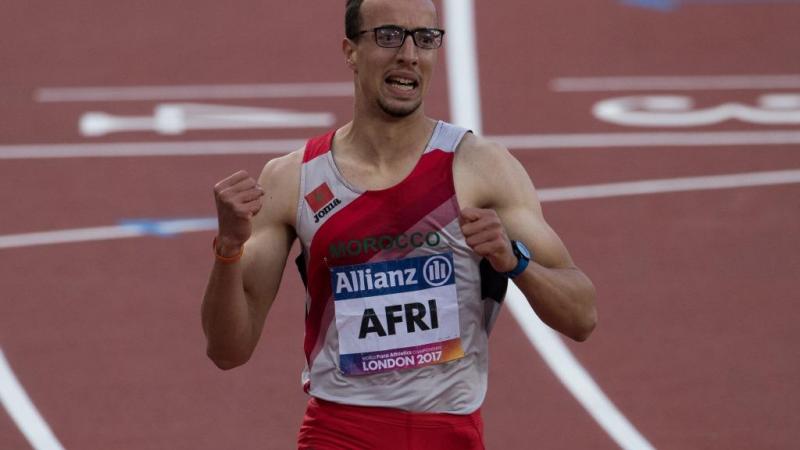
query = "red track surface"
xmin=2 ymin=1 xmax=800 ymax=449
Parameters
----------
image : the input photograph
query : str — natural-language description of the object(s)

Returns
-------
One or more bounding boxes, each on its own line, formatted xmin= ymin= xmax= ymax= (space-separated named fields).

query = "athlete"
xmin=201 ymin=0 xmax=597 ymax=448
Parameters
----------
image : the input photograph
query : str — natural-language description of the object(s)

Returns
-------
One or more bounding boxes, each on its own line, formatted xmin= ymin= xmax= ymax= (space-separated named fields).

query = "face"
xmin=345 ymin=0 xmax=440 ymax=119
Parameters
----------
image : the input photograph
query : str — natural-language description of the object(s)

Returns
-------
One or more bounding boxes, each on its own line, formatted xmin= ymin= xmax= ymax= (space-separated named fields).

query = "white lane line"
xmin=0 ymin=139 xmax=305 ymax=159
xmin=0 ymin=168 xmax=797 ymax=250
xmin=504 ymin=287 xmax=655 ymax=450
xmin=444 ymin=1 xmax=655 ymax=449
xmin=0 ymin=174 xmax=794 ymax=446
xmin=1 ymin=169 xmax=797 ymax=250
xmin=0 ymin=349 xmax=65 ymax=450
xmin=4 ymin=129 xmax=800 ymax=160
xmin=551 ymin=74 xmax=800 ymax=92
xmin=538 ymin=169 xmax=800 ymax=202
xmin=0 ymin=225 xmax=148 ymax=249
xmin=492 ymin=130 xmax=800 ymax=149
xmin=35 ymin=82 xmax=353 ymax=102
xmin=443 ymin=0 xmax=483 ymax=134
xmin=0 ymin=219 xmax=217 ymax=250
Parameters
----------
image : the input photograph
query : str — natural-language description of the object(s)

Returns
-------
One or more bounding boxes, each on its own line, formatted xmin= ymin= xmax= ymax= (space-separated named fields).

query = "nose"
xmin=395 ymin=34 xmax=419 ymax=65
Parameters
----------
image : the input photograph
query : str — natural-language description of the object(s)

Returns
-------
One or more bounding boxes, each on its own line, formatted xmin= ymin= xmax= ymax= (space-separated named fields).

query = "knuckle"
xmin=233 ymin=204 xmax=250 ymax=216
xmin=219 ymin=192 xmax=233 ymax=204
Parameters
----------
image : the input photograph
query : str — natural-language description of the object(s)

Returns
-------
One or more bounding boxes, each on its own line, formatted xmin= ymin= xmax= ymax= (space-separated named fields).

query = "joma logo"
xmin=313 ymin=198 xmax=342 ymax=223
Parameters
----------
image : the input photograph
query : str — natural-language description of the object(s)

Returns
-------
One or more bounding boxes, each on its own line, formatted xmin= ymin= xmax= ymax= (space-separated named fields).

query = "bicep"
xmin=239 ymin=152 xmax=300 ymax=319
xmin=500 ymin=201 xmax=575 ymax=270
xmin=489 ymin=151 xmax=575 ymax=270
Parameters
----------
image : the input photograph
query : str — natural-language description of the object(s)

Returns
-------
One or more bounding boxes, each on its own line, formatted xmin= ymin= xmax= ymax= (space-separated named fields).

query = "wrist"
xmin=505 ymin=240 xmax=532 ymax=279
xmin=213 ymin=236 xmax=244 ymax=263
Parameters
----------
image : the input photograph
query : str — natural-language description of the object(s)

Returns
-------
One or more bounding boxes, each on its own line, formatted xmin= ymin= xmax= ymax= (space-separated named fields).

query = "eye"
xmin=418 ymin=32 xmax=435 ymax=45
xmin=415 ymin=29 xmax=442 ymax=48
xmin=377 ymin=27 xmax=403 ymax=45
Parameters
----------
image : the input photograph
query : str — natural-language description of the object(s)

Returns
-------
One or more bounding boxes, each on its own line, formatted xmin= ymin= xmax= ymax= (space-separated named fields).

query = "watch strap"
xmin=506 ymin=240 xmax=531 ymax=279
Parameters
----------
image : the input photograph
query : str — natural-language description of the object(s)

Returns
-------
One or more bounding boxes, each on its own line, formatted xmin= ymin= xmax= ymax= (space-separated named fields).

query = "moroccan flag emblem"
xmin=305 ymin=183 xmax=335 ymax=213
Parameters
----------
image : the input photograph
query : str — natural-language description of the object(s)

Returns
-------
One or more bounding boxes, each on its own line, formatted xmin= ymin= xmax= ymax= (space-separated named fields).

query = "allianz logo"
xmin=334 ymin=255 xmax=453 ymax=295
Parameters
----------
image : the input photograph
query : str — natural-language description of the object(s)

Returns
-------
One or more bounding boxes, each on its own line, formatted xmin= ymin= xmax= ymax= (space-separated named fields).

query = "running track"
xmin=1 ymin=1 xmax=799 ymax=449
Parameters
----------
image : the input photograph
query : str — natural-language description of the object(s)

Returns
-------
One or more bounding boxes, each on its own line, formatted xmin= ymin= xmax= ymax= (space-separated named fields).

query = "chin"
xmin=377 ymin=99 xmax=422 ymax=118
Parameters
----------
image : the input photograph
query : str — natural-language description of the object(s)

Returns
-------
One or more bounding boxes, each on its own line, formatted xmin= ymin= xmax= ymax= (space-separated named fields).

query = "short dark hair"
xmin=345 ymin=0 xmax=365 ymax=40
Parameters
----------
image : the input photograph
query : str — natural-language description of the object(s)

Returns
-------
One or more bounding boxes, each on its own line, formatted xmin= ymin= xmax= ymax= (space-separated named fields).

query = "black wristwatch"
xmin=505 ymin=240 xmax=532 ymax=279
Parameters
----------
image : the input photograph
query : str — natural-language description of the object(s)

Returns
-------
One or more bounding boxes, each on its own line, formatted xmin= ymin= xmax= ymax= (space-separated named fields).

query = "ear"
xmin=343 ymin=38 xmax=358 ymax=71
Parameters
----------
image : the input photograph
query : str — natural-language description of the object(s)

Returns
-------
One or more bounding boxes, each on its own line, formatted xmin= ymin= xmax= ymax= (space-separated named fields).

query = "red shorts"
xmin=297 ymin=397 xmax=486 ymax=450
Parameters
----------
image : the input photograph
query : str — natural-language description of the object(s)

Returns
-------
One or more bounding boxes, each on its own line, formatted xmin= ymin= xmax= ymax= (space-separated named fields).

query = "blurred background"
xmin=2 ymin=0 xmax=799 ymax=448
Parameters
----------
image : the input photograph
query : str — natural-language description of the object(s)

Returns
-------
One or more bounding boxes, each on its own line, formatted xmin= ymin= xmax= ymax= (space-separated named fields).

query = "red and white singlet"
xmin=295 ymin=121 xmax=501 ymax=414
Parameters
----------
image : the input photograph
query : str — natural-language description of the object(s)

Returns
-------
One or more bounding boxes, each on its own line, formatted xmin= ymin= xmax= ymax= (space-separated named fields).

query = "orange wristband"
xmin=213 ymin=236 xmax=244 ymax=264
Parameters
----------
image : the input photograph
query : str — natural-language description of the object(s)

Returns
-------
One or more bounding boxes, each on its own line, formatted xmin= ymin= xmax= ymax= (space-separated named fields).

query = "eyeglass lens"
xmin=375 ymin=27 xmax=442 ymax=49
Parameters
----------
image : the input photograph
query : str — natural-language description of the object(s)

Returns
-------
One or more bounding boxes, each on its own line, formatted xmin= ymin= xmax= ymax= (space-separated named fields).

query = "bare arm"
xmin=201 ymin=151 xmax=301 ymax=369
xmin=455 ymin=135 xmax=597 ymax=341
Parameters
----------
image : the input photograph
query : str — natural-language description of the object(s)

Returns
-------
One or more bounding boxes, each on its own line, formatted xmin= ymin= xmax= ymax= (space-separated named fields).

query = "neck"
xmin=338 ymin=104 xmax=436 ymax=166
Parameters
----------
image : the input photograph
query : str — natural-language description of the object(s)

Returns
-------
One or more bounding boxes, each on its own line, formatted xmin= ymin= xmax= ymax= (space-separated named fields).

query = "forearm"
xmin=203 ymin=159 xmax=297 ymax=369
xmin=202 ymin=259 xmax=258 ymax=369
xmin=514 ymin=263 xmax=597 ymax=341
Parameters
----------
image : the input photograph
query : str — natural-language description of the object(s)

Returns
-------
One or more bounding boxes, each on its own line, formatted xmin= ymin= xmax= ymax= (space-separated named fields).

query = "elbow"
xmin=210 ymin=357 xmax=246 ymax=371
xmin=571 ymin=280 xmax=598 ymax=342
xmin=571 ymin=324 xmax=595 ymax=342
xmin=570 ymin=307 xmax=598 ymax=343
xmin=206 ymin=348 xmax=250 ymax=371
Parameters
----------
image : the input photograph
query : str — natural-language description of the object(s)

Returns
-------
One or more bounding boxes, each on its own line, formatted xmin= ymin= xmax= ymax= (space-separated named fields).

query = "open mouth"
xmin=385 ymin=76 xmax=419 ymax=91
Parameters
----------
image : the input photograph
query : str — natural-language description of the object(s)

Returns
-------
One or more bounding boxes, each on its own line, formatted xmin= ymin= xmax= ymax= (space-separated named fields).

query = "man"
xmin=202 ymin=0 xmax=597 ymax=448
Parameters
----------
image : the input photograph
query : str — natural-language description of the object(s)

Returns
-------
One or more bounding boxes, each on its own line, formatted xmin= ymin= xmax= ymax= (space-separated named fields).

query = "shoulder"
xmin=454 ymin=132 xmax=521 ymax=181
xmin=258 ymin=148 xmax=303 ymax=188
xmin=454 ymin=131 xmax=506 ymax=160
xmin=454 ymin=132 xmax=535 ymax=209
xmin=253 ymin=148 xmax=304 ymax=228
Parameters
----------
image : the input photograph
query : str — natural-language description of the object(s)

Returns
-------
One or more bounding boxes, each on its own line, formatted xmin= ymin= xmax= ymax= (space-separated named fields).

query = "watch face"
xmin=514 ymin=241 xmax=531 ymax=259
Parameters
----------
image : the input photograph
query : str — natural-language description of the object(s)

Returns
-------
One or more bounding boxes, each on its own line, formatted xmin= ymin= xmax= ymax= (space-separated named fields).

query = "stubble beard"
xmin=377 ymin=97 xmax=423 ymax=119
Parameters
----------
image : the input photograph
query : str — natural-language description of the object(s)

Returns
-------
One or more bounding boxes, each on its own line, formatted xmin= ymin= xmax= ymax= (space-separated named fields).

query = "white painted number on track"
xmin=594 ymin=94 xmax=800 ymax=127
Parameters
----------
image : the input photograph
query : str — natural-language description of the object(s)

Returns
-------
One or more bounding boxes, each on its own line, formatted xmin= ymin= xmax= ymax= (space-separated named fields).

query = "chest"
xmin=300 ymin=150 xmax=458 ymax=265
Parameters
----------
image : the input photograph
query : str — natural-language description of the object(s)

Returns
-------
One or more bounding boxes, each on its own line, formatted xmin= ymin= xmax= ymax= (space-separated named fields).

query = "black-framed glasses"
xmin=358 ymin=25 xmax=445 ymax=50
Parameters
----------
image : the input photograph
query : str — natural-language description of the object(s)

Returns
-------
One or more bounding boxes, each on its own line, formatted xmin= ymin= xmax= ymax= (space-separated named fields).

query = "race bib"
xmin=330 ymin=252 xmax=465 ymax=376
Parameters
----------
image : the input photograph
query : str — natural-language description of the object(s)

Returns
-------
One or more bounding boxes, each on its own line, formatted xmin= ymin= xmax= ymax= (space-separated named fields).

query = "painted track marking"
xmin=0 ymin=139 xmax=307 ymax=159
xmin=3 ymin=170 xmax=797 ymax=450
xmin=551 ymin=74 xmax=800 ymax=91
xmin=1 ymin=170 xmax=797 ymax=250
xmin=492 ymin=130 xmax=800 ymax=148
xmin=538 ymin=169 xmax=800 ymax=202
xmin=0 ymin=349 xmax=65 ymax=450
xmin=444 ymin=0 xmax=483 ymax=133
xmin=0 ymin=219 xmax=216 ymax=249
xmin=505 ymin=286 xmax=655 ymax=450
xmin=443 ymin=1 xmax=655 ymax=448
xmin=4 ymin=130 xmax=800 ymax=160
xmin=80 ymin=104 xmax=336 ymax=137
xmin=35 ymin=82 xmax=353 ymax=102
xmin=4 ymin=10 xmax=795 ymax=450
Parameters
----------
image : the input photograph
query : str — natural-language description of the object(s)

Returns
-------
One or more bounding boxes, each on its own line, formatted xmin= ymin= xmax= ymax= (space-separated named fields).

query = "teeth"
xmin=387 ymin=77 xmax=416 ymax=87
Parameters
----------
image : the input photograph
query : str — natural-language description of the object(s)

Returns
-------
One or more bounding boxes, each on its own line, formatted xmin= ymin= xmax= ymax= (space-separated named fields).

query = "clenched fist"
xmin=213 ymin=170 xmax=264 ymax=255
xmin=459 ymin=207 xmax=517 ymax=273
